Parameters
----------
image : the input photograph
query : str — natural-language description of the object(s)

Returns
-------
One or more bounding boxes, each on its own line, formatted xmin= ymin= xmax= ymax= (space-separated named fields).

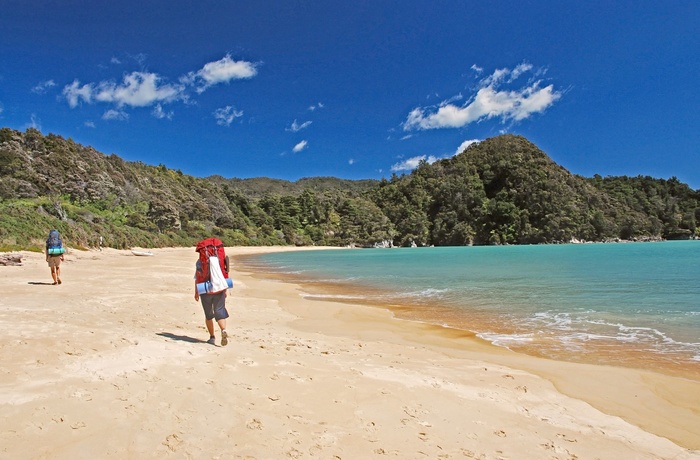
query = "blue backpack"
xmin=46 ymin=230 xmax=65 ymax=255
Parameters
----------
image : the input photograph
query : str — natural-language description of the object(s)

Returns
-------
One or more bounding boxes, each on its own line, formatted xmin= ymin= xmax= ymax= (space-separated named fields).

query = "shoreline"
xmin=236 ymin=249 xmax=700 ymax=381
xmin=233 ymin=248 xmax=700 ymax=451
xmin=1 ymin=246 xmax=698 ymax=458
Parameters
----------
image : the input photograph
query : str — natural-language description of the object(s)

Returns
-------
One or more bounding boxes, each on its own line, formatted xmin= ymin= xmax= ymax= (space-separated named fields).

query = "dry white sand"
xmin=1 ymin=246 xmax=699 ymax=459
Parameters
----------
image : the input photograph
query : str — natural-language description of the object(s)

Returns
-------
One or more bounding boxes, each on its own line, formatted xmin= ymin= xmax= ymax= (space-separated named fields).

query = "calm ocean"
xmin=244 ymin=242 xmax=700 ymax=374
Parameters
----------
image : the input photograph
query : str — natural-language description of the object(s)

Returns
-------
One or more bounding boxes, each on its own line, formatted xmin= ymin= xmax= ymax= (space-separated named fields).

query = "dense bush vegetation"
xmin=0 ymin=127 xmax=697 ymax=250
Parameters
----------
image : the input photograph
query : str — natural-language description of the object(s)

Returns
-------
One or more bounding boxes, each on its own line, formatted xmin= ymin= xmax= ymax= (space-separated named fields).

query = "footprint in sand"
xmin=70 ymin=421 xmax=87 ymax=430
xmin=163 ymin=433 xmax=182 ymax=452
xmin=461 ymin=449 xmax=487 ymax=459
xmin=246 ymin=418 xmax=264 ymax=430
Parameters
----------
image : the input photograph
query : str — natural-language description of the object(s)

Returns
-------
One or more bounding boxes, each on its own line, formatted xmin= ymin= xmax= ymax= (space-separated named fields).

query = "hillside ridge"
xmin=1 ymin=128 xmax=697 ymax=250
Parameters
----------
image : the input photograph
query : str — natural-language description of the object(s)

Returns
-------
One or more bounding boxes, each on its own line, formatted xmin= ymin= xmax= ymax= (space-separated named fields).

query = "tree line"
xmin=0 ymin=128 xmax=697 ymax=251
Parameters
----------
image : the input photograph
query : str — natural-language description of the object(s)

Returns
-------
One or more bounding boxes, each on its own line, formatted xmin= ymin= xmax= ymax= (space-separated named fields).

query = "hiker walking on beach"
xmin=194 ymin=238 xmax=232 ymax=346
xmin=45 ymin=229 xmax=65 ymax=285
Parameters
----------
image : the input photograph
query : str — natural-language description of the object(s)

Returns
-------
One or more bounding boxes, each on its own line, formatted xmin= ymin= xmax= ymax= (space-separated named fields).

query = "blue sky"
xmin=1 ymin=1 xmax=698 ymax=188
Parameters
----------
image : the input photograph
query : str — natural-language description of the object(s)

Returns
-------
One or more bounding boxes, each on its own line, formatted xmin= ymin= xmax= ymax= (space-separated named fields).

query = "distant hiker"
xmin=98 ymin=235 xmax=103 ymax=251
xmin=194 ymin=238 xmax=233 ymax=346
xmin=45 ymin=229 xmax=65 ymax=285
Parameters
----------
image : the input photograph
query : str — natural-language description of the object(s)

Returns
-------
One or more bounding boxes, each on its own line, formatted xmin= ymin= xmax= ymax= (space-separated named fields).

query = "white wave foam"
xmin=301 ymin=293 xmax=367 ymax=301
xmin=514 ymin=310 xmax=700 ymax=359
xmin=477 ymin=332 xmax=534 ymax=349
xmin=393 ymin=288 xmax=450 ymax=300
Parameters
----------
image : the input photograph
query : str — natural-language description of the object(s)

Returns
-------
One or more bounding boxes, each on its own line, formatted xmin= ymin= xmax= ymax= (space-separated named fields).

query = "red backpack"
xmin=195 ymin=238 xmax=229 ymax=284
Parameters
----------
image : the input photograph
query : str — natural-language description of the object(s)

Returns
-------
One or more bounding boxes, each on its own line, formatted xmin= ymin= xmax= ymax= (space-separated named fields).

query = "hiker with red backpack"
xmin=194 ymin=238 xmax=233 ymax=346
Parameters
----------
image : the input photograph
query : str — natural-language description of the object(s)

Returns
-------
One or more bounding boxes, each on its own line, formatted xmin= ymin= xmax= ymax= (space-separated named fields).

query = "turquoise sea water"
xmin=246 ymin=242 xmax=700 ymax=372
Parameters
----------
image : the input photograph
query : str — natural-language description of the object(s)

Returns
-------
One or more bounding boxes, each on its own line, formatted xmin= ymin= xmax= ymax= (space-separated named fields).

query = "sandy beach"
xmin=1 ymin=246 xmax=699 ymax=459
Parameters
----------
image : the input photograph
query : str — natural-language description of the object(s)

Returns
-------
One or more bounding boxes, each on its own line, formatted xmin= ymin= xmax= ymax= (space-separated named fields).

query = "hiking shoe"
xmin=57 ymin=278 xmax=62 ymax=285
xmin=221 ymin=330 xmax=229 ymax=346
xmin=206 ymin=336 xmax=216 ymax=345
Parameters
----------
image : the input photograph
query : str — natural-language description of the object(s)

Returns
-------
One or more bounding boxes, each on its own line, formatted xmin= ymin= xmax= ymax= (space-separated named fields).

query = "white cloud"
xmin=455 ymin=139 xmax=480 ymax=155
xmin=187 ymin=54 xmax=257 ymax=93
xmin=84 ymin=121 xmax=96 ymax=128
xmin=287 ymin=119 xmax=312 ymax=132
xmin=64 ymin=72 xmax=183 ymax=108
xmin=292 ymin=140 xmax=308 ymax=153
xmin=32 ymin=80 xmax=56 ymax=94
xmin=96 ymin=72 xmax=182 ymax=107
xmin=213 ymin=105 xmax=243 ymax=126
xmin=403 ymin=63 xmax=561 ymax=131
xmin=102 ymin=109 xmax=128 ymax=121
xmin=391 ymin=155 xmax=440 ymax=172
xmin=63 ymin=80 xmax=94 ymax=107
xmin=62 ymin=54 xmax=257 ymax=114
xmin=111 ymin=57 xmax=121 ymax=65
xmin=348 ymin=159 xmax=355 ymax=165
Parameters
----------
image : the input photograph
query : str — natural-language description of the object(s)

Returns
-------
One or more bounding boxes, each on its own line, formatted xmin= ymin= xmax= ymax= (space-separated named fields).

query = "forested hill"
xmin=0 ymin=127 xmax=697 ymax=251
xmin=373 ymin=135 xmax=698 ymax=245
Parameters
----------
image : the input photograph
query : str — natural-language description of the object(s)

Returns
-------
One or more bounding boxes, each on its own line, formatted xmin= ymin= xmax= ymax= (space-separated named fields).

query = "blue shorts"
xmin=200 ymin=291 xmax=229 ymax=321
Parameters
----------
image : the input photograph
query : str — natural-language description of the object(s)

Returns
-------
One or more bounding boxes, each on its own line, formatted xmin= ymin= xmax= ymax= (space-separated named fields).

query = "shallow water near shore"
xmin=239 ymin=241 xmax=700 ymax=378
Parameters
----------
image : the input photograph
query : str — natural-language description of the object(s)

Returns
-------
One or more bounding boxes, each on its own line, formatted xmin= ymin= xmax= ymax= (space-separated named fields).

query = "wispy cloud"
xmin=213 ymin=106 xmax=243 ymax=126
xmin=308 ymin=102 xmax=324 ymax=111
xmin=292 ymin=140 xmax=308 ymax=153
xmin=32 ymin=80 xmax=56 ymax=94
xmin=102 ymin=109 xmax=129 ymax=121
xmin=61 ymin=54 xmax=258 ymax=120
xmin=152 ymin=104 xmax=173 ymax=120
xmin=287 ymin=119 xmax=312 ymax=132
xmin=24 ymin=113 xmax=41 ymax=131
xmin=403 ymin=63 xmax=561 ymax=131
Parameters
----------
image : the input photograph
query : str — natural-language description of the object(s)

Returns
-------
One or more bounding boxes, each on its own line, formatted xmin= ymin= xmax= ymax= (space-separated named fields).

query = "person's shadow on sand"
xmin=28 ymin=281 xmax=56 ymax=286
xmin=157 ymin=332 xmax=206 ymax=344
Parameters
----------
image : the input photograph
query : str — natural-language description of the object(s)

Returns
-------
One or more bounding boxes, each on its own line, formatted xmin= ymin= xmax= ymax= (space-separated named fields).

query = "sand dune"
xmin=0 ymin=247 xmax=698 ymax=459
